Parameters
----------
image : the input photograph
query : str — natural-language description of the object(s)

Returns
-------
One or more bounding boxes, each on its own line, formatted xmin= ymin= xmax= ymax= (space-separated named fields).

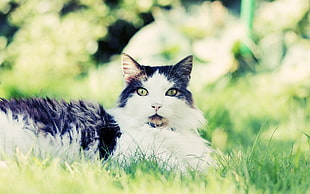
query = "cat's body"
xmin=0 ymin=54 xmax=212 ymax=171
xmin=0 ymin=98 xmax=121 ymax=160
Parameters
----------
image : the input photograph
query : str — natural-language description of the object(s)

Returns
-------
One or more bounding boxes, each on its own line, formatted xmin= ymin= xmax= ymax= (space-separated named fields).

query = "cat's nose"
xmin=151 ymin=103 xmax=162 ymax=112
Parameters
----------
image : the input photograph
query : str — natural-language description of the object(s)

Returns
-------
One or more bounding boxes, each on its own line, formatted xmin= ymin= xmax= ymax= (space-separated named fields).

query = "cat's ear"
xmin=121 ymin=53 xmax=144 ymax=83
xmin=173 ymin=55 xmax=193 ymax=82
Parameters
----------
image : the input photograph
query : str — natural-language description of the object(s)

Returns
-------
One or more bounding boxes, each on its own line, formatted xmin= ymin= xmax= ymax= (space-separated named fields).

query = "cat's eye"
xmin=136 ymin=87 xmax=149 ymax=96
xmin=166 ymin=88 xmax=178 ymax=96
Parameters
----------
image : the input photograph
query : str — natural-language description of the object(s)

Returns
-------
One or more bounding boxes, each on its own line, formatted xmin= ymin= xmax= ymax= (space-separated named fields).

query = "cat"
xmin=0 ymin=54 xmax=213 ymax=171
xmin=109 ymin=54 xmax=213 ymax=171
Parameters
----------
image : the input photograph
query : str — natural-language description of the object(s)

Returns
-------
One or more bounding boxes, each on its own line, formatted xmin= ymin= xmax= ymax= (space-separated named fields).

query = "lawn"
xmin=0 ymin=69 xmax=309 ymax=194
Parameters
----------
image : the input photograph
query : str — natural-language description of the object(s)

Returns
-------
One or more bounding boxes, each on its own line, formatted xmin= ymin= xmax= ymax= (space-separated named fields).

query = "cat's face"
xmin=117 ymin=54 xmax=205 ymax=132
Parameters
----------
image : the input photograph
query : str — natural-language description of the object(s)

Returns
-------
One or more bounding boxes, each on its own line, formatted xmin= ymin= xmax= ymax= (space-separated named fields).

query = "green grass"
xmin=0 ymin=139 xmax=308 ymax=194
xmin=0 ymin=71 xmax=309 ymax=194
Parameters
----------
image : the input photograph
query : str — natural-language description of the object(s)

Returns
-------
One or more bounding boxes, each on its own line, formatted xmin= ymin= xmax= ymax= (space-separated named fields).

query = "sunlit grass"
xmin=0 ymin=135 xmax=308 ymax=194
xmin=0 ymin=66 xmax=309 ymax=193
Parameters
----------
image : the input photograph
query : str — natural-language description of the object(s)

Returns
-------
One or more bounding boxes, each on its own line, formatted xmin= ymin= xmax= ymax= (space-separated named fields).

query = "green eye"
xmin=166 ymin=88 xmax=178 ymax=96
xmin=136 ymin=87 xmax=149 ymax=96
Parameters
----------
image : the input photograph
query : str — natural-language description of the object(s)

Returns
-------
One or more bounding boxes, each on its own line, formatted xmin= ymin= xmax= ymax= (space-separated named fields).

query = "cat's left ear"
xmin=173 ymin=55 xmax=193 ymax=82
xmin=121 ymin=53 xmax=145 ymax=83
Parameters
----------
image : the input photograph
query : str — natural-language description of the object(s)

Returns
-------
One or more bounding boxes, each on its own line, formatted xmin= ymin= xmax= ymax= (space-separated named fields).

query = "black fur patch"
xmin=0 ymin=98 xmax=121 ymax=159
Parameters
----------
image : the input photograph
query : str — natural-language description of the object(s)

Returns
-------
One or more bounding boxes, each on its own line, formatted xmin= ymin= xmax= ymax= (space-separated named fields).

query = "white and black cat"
xmin=0 ymin=54 xmax=212 ymax=170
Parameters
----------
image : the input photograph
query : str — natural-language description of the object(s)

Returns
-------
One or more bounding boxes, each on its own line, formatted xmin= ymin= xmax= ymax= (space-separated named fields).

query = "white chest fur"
xmin=109 ymin=108 xmax=213 ymax=171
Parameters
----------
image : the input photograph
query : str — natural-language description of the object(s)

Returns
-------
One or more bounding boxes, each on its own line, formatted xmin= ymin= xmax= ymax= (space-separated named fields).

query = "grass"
xmin=0 ymin=139 xmax=308 ymax=194
xmin=0 ymin=69 xmax=309 ymax=194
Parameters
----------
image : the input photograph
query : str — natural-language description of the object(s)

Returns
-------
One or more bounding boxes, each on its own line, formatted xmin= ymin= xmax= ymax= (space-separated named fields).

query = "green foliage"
xmin=1 ymin=0 xmax=310 ymax=98
xmin=0 ymin=0 xmax=109 ymax=98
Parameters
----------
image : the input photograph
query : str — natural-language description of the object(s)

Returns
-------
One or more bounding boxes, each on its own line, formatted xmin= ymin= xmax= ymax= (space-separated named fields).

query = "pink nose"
xmin=151 ymin=103 xmax=162 ymax=111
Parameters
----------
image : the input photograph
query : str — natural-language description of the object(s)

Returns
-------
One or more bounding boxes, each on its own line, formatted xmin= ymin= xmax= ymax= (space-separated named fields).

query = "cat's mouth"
xmin=147 ymin=114 xmax=168 ymax=128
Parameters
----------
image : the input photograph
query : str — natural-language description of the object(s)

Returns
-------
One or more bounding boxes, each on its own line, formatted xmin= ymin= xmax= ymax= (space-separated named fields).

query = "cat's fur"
xmin=0 ymin=54 xmax=212 ymax=171
xmin=0 ymin=98 xmax=121 ymax=160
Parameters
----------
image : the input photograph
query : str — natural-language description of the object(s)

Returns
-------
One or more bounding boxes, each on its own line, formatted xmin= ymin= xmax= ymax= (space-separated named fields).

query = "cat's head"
xmin=117 ymin=54 xmax=205 ymax=133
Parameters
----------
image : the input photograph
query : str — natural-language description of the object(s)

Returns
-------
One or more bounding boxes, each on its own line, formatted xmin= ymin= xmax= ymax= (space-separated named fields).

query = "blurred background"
xmin=0 ymin=0 xmax=309 ymax=152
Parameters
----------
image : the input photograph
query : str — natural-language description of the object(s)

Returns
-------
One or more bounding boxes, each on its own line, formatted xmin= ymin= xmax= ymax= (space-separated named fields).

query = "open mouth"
xmin=147 ymin=114 xmax=168 ymax=128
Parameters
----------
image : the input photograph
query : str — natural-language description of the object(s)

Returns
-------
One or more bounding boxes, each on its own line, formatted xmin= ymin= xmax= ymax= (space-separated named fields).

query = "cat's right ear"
xmin=121 ymin=53 xmax=144 ymax=83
